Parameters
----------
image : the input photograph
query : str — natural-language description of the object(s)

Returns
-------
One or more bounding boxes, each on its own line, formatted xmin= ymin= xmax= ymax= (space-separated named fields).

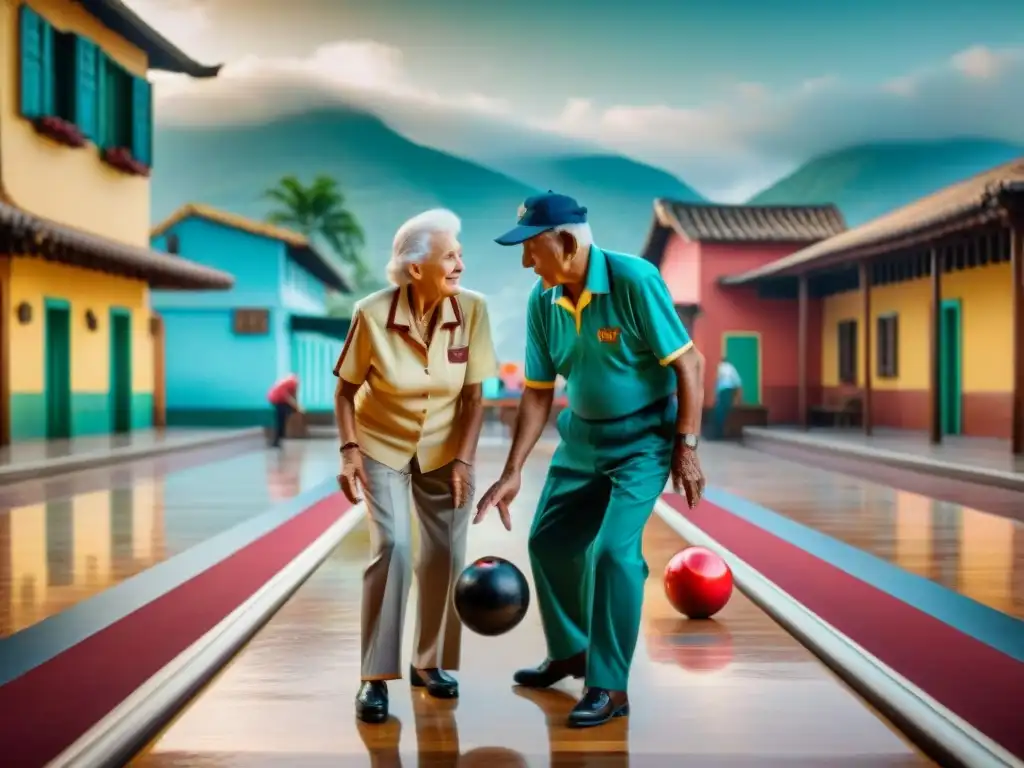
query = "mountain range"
xmin=152 ymin=106 xmax=701 ymax=359
xmin=152 ymin=100 xmax=1024 ymax=361
xmin=747 ymin=139 xmax=1024 ymax=226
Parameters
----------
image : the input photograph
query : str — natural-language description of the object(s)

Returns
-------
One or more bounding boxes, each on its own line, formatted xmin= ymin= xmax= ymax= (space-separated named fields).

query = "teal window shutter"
xmin=73 ymin=36 xmax=98 ymax=140
xmin=96 ymin=50 xmax=109 ymax=147
xmin=18 ymin=4 xmax=54 ymax=119
xmin=130 ymin=76 xmax=152 ymax=165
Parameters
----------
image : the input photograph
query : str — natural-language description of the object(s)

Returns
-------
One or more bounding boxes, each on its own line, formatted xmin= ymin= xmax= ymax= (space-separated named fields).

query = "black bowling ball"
xmin=454 ymin=556 xmax=530 ymax=636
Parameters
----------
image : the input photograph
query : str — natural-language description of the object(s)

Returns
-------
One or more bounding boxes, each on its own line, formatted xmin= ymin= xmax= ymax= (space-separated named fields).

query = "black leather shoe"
xmin=512 ymin=652 xmax=586 ymax=688
xmin=409 ymin=666 xmax=459 ymax=699
xmin=567 ymin=687 xmax=629 ymax=728
xmin=356 ymin=681 xmax=389 ymax=723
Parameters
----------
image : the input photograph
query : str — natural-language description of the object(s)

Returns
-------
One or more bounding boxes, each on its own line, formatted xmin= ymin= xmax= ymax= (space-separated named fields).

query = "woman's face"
xmin=409 ymin=230 xmax=464 ymax=298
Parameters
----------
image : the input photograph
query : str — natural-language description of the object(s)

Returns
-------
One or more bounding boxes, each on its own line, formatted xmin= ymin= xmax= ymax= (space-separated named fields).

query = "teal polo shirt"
xmin=524 ymin=246 xmax=693 ymax=421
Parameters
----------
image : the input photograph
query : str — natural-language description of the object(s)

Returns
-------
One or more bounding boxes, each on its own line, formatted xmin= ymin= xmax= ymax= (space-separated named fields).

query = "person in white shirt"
xmin=713 ymin=358 xmax=742 ymax=439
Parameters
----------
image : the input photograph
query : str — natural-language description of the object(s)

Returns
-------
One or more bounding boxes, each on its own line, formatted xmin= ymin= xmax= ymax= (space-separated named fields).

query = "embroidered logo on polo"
xmin=597 ymin=327 xmax=621 ymax=343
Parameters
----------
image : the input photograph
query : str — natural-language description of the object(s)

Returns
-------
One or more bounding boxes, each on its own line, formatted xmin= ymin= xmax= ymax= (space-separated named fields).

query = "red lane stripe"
xmin=661 ymin=495 xmax=1024 ymax=759
xmin=0 ymin=492 xmax=351 ymax=768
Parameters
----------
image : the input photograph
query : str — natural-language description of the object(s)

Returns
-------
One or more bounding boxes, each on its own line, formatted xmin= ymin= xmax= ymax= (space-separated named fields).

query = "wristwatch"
xmin=676 ymin=433 xmax=699 ymax=450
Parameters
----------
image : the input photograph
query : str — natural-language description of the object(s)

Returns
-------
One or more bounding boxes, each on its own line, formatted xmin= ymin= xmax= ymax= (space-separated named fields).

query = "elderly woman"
xmin=333 ymin=208 xmax=499 ymax=724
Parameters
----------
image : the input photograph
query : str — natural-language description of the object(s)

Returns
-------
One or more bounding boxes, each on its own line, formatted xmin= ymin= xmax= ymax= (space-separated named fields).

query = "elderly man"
xmin=335 ymin=208 xmax=499 ymax=724
xmin=475 ymin=192 xmax=706 ymax=728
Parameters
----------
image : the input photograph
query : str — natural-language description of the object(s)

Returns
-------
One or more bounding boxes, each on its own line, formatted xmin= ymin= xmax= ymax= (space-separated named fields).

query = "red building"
xmin=641 ymin=200 xmax=846 ymax=424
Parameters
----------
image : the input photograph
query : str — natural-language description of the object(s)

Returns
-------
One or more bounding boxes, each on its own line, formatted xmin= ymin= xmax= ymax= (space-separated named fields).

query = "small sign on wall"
xmin=233 ymin=308 xmax=270 ymax=335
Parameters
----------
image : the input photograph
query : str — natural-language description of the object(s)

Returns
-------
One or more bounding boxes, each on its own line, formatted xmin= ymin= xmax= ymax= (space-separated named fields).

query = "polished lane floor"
xmin=132 ymin=446 xmax=930 ymax=766
xmin=703 ymin=442 xmax=1024 ymax=620
xmin=0 ymin=443 xmax=340 ymax=638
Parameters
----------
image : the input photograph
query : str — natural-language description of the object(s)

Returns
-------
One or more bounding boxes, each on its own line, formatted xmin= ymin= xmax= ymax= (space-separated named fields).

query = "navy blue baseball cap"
xmin=495 ymin=191 xmax=588 ymax=246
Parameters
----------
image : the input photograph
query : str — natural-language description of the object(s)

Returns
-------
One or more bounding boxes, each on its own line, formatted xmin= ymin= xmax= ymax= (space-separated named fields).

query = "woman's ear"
xmin=407 ymin=263 xmax=422 ymax=280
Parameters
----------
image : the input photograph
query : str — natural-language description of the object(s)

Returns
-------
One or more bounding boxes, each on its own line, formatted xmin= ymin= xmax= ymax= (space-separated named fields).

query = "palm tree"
xmin=263 ymin=174 xmax=369 ymax=284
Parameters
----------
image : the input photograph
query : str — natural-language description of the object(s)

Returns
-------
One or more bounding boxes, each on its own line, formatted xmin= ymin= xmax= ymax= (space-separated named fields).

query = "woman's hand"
xmin=451 ymin=459 xmax=473 ymax=509
xmin=338 ymin=446 xmax=369 ymax=505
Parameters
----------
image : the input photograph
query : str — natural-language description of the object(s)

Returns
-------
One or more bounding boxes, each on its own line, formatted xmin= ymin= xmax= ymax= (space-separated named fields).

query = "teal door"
xmin=44 ymin=302 xmax=72 ymax=439
xmin=110 ymin=310 xmax=132 ymax=433
xmin=939 ymin=299 xmax=962 ymax=436
xmin=722 ymin=333 xmax=761 ymax=405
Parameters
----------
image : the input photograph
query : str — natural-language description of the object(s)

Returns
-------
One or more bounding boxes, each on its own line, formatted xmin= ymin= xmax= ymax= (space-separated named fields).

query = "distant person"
xmin=713 ymin=357 xmax=742 ymax=439
xmin=475 ymin=192 xmax=706 ymax=728
xmin=267 ymin=373 xmax=303 ymax=448
xmin=333 ymin=208 xmax=499 ymax=724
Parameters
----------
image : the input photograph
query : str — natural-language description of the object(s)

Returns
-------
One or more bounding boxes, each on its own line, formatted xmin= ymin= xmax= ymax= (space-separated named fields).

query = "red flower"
xmin=33 ymin=116 xmax=87 ymax=148
xmin=101 ymin=146 xmax=151 ymax=177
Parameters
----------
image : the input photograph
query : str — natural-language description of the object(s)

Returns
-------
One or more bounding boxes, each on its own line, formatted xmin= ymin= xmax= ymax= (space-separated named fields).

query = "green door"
xmin=939 ymin=299 xmax=962 ymax=436
xmin=110 ymin=309 xmax=132 ymax=433
xmin=44 ymin=301 xmax=72 ymax=439
xmin=723 ymin=333 xmax=761 ymax=405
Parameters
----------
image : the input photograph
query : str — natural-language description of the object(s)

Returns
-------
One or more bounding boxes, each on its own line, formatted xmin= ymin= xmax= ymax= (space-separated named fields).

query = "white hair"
xmin=553 ymin=222 xmax=593 ymax=253
xmin=387 ymin=208 xmax=462 ymax=286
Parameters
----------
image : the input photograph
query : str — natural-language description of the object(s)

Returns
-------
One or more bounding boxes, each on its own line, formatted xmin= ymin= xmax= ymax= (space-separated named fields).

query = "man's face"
xmin=521 ymin=230 xmax=577 ymax=287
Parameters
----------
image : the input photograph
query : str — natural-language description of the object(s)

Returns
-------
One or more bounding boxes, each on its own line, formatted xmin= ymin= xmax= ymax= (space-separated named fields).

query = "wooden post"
xmin=1011 ymin=219 xmax=1024 ymax=454
xmin=929 ymin=247 xmax=942 ymax=444
xmin=859 ymin=261 xmax=872 ymax=435
xmin=797 ymin=274 xmax=808 ymax=430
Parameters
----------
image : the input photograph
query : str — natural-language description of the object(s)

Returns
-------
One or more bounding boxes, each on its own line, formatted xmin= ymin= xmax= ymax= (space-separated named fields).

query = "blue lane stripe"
xmin=704 ymin=486 xmax=1024 ymax=662
xmin=0 ymin=478 xmax=338 ymax=687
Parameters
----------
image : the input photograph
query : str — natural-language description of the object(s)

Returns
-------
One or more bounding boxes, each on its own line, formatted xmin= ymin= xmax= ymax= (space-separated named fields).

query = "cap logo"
xmin=517 ymin=202 xmax=528 ymax=221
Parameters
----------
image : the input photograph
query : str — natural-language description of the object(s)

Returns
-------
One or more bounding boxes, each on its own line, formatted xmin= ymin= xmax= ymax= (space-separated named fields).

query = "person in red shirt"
xmin=267 ymin=373 xmax=303 ymax=447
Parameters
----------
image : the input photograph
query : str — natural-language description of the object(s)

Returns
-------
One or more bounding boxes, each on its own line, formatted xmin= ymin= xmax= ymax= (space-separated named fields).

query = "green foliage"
xmin=262 ymin=173 xmax=370 ymax=285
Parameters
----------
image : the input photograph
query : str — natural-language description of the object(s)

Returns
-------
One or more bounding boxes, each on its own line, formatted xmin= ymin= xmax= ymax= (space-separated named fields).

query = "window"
xmin=165 ymin=233 xmax=180 ymax=254
xmin=18 ymin=5 xmax=153 ymax=167
xmin=232 ymin=308 xmax=270 ymax=336
xmin=838 ymin=319 xmax=858 ymax=385
xmin=877 ymin=314 xmax=898 ymax=378
xmin=52 ymin=30 xmax=76 ymax=123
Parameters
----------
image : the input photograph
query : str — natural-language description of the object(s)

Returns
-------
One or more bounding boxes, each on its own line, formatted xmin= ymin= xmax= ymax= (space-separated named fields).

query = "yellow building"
xmin=0 ymin=0 xmax=233 ymax=444
xmin=721 ymin=157 xmax=1024 ymax=453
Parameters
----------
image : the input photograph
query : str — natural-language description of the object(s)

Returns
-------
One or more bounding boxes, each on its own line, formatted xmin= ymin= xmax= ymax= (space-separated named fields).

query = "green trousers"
xmin=529 ymin=396 xmax=675 ymax=691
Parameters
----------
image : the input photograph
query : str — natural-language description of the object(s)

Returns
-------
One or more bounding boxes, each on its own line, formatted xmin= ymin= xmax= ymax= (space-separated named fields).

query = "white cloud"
xmin=152 ymin=40 xmax=511 ymax=126
xmin=544 ymin=46 xmax=1024 ymax=199
xmin=148 ymin=33 xmax=1024 ymax=202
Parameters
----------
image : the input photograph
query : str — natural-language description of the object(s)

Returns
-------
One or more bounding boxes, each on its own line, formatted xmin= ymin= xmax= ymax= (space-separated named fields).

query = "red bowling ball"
xmin=663 ymin=546 xmax=734 ymax=619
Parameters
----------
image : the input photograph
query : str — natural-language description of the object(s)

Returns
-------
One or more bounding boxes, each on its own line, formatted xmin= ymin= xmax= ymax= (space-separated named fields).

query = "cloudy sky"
xmin=132 ymin=0 xmax=1024 ymax=199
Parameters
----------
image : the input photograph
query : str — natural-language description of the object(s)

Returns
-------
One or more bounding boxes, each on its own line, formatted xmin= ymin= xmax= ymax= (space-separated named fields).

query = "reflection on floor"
xmin=704 ymin=442 xmax=1024 ymax=618
xmin=0 ymin=442 xmax=345 ymax=637
xmin=131 ymin=447 xmax=930 ymax=766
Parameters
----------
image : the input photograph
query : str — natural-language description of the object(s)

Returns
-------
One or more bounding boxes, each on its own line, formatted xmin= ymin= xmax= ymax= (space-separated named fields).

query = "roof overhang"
xmin=0 ymin=202 xmax=234 ymax=290
xmin=289 ymin=314 xmax=352 ymax=340
xmin=720 ymin=179 xmax=1024 ymax=287
xmin=78 ymin=0 xmax=221 ymax=77
xmin=287 ymin=243 xmax=352 ymax=294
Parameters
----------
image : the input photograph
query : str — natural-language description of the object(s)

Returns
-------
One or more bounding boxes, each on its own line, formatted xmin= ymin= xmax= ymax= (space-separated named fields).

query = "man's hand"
xmin=451 ymin=460 xmax=473 ymax=509
xmin=473 ymin=470 xmax=520 ymax=531
xmin=672 ymin=443 xmax=706 ymax=508
xmin=338 ymin=447 xmax=369 ymax=505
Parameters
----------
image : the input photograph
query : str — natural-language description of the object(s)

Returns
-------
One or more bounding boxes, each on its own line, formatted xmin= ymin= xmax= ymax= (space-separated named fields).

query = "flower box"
xmin=33 ymin=116 xmax=86 ymax=148
xmin=101 ymin=146 xmax=150 ymax=177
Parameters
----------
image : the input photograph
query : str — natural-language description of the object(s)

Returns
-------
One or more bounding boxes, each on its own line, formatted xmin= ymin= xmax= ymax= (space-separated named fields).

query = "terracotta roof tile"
xmin=655 ymin=200 xmax=846 ymax=243
xmin=0 ymin=201 xmax=233 ymax=290
xmin=723 ymin=155 xmax=1024 ymax=284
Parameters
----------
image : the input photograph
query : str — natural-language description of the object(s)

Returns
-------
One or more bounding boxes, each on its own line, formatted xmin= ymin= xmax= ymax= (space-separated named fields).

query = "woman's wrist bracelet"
xmin=453 ymin=458 xmax=472 ymax=468
xmin=340 ymin=442 xmax=359 ymax=453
